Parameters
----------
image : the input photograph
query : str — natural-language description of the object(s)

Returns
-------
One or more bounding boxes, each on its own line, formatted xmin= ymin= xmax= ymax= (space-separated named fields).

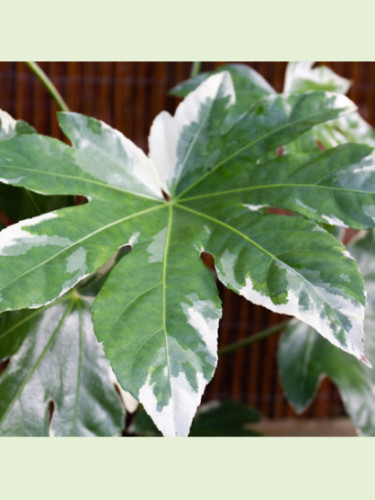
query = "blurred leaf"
xmin=284 ymin=62 xmax=351 ymax=94
xmin=190 ymin=400 xmax=262 ymax=436
xmin=278 ymin=230 xmax=375 ymax=436
xmin=0 ymin=290 xmax=125 ymax=436
xmin=283 ymin=62 xmax=375 ymax=154
xmin=129 ymin=400 xmax=262 ymax=437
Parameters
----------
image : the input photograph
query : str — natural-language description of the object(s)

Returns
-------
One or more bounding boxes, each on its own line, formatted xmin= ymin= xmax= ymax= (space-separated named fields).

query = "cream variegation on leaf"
xmin=0 ymin=72 xmax=374 ymax=435
xmin=278 ymin=231 xmax=375 ymax=436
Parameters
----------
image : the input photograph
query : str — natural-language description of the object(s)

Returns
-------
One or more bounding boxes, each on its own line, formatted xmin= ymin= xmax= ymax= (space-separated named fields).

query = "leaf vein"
xmin=177 ymin=203 xmax=357 ymax=338
xmin=176 ymin=106 xmax=346 ymax=198
xmin=0 ymin=204 xmax=165 ymax=295
xmin=179 ymin=183 xmax=374 ymax=202
xmin=0 ymin=301 xmax=73 ymax=430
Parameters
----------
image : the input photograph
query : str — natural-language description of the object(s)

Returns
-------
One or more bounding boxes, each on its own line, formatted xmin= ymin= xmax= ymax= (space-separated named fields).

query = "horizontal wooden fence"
xmin=1 ymin=61 xmax=374 ymax=420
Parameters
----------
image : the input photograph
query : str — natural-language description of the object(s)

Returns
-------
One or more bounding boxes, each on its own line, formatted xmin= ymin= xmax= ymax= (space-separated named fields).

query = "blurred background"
xmin=1 ymin=61 xmax=374 ymax=435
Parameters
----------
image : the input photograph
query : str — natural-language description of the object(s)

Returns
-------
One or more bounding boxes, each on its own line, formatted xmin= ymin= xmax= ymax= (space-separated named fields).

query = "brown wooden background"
xmin=1 ymin=61 xmax=374 ymax=420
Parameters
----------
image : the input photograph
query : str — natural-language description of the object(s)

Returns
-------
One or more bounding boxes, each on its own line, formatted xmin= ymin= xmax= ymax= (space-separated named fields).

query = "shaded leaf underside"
xmin=0 ymin=293 xmax=125 ymax=436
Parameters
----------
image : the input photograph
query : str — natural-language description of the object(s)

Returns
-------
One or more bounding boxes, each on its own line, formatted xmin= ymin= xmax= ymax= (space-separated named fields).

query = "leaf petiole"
xmin=190 ymin=62 xmax=202 ymax=79
xmin=25 ymin=62 xmax=70 ymax=112
xmin=219 ymin=319 xmax=290 ymax=356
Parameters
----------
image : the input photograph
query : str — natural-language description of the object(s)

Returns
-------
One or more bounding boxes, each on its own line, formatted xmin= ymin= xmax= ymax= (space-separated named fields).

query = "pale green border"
xmin=2 ymin=1 xmax=375 ymax=496
xmin=1 ymin=0 xmax=375 ymax=60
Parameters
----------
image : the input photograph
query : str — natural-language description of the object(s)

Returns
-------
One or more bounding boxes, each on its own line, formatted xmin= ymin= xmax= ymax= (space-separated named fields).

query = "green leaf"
xmin=0 ymin=109 xmax=72 ymax=222
xmin=189 ymin=400 xmax=262 ymax=436
xmin=183 ymin=143 xmax=375 ymax=229
xmin=169 ymin=64 xmax=274 ymax=129
xmin=129 ymin=400 xmax=262 ymax=436
xmin=284 ymin=62 xmax=352 ymax=94
xmin=128 ymin=405 xmax=162 ymax=436
xmin=0 ymin=291 xmax=125 ymax=436
xmin=169 ymin=71 xmax=213 ymax=97
xmin=0 ymin=109 xmax=36 ymax=141
xmin=333 ymin=113 xmax=375 ymax=147
xmin=283 ymin=62 xmax=375 ymax=154
xmin=283 ymin=114 xmax=375 ymax=155
xmin=0 ymin=72 xmax=371 ymax=435
xmin=170 ymin=63 xmax=274 ymax=101
xmin=173 ymin=63 xmax=375 ymax=155
xmin=278 ymin=230 xmax=375 ymax=435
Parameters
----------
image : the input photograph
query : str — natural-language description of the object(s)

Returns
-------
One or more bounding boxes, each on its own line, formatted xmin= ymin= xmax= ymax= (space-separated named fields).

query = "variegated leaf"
xmin=0 ymin=290 xmax=125 ymax=436
xmin=283 ymin=61 xmax=351 ymax=94
xmin=278 ymin=230 xmax=375 ymax=435
xmin=283 ymin=62 xmax=375 ymax=153
xmin=169 ymin=63 xmax=274 ymax=107
xmin=129 ymin=401 xmax=262 ymax=436
xmin=0 ymin=109 xmax=71 ymax=222
xmin=169 ymin=63 xmax=274 ymax=129
xmin=0 ymin=72 xmax=372 ymax=435
xmin=171 ymin=62 xmax=375 ymax=154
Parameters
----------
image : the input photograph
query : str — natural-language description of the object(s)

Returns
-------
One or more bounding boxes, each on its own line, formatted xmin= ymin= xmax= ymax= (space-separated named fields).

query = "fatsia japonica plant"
xmin=1 ymin=61 xmax=375 ymax=437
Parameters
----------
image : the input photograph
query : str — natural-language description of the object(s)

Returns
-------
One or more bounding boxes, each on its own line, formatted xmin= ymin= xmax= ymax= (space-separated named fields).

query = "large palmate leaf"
xmin=0 ymin=109 xmax=72 ymax=222
xmin=278 ymin=230 xmax=375 ymax=436
xmin=0 ymin=289 xmax=125 ymax=436
xmin=0 ymin=72 xmax=373 ymax=436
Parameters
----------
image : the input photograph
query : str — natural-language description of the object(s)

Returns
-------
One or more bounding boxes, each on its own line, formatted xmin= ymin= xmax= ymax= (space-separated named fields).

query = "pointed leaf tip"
xmin=361 ymin=354 xmax=372 ymax=369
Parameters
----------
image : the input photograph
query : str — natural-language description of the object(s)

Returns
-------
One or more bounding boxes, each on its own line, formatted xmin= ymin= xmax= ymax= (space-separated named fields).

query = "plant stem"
xmin=218 ymin=319 xmax=290 ymax=356
xmin=190 ymin=62 xmax=202 ymax=78
xmin=24 ymin=63 xmax=79 ymax=206
xmin=25 ymin=62 xmax=70 ymax=112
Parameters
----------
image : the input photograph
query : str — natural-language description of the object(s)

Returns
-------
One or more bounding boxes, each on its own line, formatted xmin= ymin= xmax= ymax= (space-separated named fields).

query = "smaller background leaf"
xmin=169 ymin=63 xmax=274 ymax=127
xmin=0 ymin=289 xmax=125 ymax=436
xmin=278 ymin=230 xmax=375 ymax=436
xmin=283 ymin=62 xmax=375 ymax=154
xmin=284 ymin=62 xmax=352 ymax=94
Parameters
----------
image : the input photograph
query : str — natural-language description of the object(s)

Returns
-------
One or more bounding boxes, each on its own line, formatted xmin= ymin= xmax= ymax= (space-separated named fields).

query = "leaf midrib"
xmin=0 ymin=204 xmax=165 ymax=297
xmin=0 ymin=301 xmax=74 ymax=430
xmin=0 ymin=163 xmax=163 ymax=201
xmin=0 ymin=295 xmax=70 ymax=341
xmin=176 ymin=203 xmax=359 ymax=341
xmin=179 ymin=183 xmax=375 ymax=202
xmin=171 ymin=84 xmax=222 ymax=196
xmin=71 ymin=300 xmax=84 ymax=436
xmin=161 ymin=204 xmax=174 ymax=430
xmin=175 ymin=101 xmax=352 ymax=199
xmin=128 ymin=327 xmax=163 ymax=382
